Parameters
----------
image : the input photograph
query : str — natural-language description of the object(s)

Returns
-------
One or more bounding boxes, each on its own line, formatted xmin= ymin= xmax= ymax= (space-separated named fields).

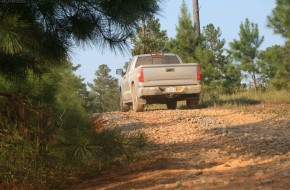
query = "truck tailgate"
xmin=141 ymin=64 xmax=200 ymax=86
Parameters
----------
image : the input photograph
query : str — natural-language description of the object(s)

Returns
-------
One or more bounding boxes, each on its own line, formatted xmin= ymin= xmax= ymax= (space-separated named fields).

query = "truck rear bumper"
xmin=137 ymin=85 xmax=201 ymax=97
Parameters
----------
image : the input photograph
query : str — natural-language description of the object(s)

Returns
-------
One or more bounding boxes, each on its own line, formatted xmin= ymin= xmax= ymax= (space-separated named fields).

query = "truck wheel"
xmin=132 ymin=85 xmax=144 ymax=112
xmin=186 ymin=99 xmax=199 ymax=109
xmin=166 ymin=101 xmax=177 ymax=109
xmin=120 ymin=93 xmax=130 ymax=112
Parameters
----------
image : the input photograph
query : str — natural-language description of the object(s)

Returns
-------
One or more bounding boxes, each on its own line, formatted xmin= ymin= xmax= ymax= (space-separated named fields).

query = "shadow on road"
xmin=75 ymin=116 xmax=290 ymax=190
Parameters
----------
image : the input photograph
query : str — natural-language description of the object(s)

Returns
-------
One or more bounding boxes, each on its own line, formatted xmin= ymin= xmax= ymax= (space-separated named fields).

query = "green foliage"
xmin=267 ymin=0 xmax=290 ymax=39
xmin=165 ymin=0 xmax=199 ymax=62
xmin=265 ymin=1 xmax=290 ymax=90
xmin=0 ymin=63 xmax=149 ymax=189
xmin=88 ymin=64 xmax=119 ymax=113
xmin=196 ymin=24 xmax=242 ymax=95
xmin=229 ymin=18 xmax=264 ymax=91
xmin=0 ymin=0 xmax=161 ymax=80
xmin=0 ymin=62 xmax=90 ymax=129
xmin=131 ymin=18 xmax=168 ymax=55
xmin=258 ymin=45 xmax=290 ymax=90
xmin=0 ymin=11 xmax=67 ymax=80
xmin=0 ymin=63 xmax=88 ymax=186
xmin=0 ymin=0 xmax=160 ymax=188
xmin=55 ymin=126 xmax=149 ymax=176
xmin=0 ymin=12 xmax=30 ymax=55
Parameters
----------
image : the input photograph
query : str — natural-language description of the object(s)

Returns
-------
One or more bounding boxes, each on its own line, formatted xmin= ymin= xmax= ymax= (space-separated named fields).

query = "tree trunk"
xmin=141 ymin=17 xmax=145 ymax=53
xmin=141 ymin=18 xmax=145 ymax=38
xmin=252 ymin=72 xmax=258 ymax=92
xmin=193 ymin=0 xmax=201 ymax=37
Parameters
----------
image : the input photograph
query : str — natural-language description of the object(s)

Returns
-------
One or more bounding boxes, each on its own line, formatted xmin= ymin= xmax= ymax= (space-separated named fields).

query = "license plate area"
xmin=165 ymin=86 xmax=176 ymax=93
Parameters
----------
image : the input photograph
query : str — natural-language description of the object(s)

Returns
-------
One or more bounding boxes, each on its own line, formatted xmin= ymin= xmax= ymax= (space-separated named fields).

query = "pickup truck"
xmin=116 ymin=53 xmax=201 ymax=112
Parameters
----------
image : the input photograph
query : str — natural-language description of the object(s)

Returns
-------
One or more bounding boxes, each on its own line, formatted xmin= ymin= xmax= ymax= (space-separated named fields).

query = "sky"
xmin=71 ymin=0 xmax=285 ymax=84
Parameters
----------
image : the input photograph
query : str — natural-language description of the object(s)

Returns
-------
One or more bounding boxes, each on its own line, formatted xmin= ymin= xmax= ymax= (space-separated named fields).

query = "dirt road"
xmin=76 ymin=107 xmax=290 ymax=190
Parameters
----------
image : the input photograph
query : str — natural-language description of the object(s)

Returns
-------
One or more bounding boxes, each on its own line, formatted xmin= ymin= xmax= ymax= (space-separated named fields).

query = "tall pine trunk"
xmin=141 ymin=17 xmax=145 ymax=54
xmin=193 ymin=0 xmax=200 ymax=37
xmin=252 ymin=72 xmax=258 ymax=92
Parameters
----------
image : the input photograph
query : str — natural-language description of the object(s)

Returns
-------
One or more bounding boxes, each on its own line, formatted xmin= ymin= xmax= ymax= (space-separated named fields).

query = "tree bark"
xmin=252 ymin=72 xmax=258 ymax=92
xmin=141 ymin=18 xmax=145 ymax=53
xmin=193 ymin=0 xmax=201 ymax=37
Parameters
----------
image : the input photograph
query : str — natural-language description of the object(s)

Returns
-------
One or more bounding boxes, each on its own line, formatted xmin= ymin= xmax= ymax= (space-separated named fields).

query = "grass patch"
xmin=139 ymin=90 xmax=290 ymax=116
xmin=201 ymin=90 xmax=290 ymax=107
xmin=0 ymin=125 xmax=150 ymax=189
xmin=201 ymin=90 xmax=290 ymax=118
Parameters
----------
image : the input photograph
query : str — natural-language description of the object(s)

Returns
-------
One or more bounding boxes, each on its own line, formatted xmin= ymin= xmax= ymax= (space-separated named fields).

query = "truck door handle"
xmin=166 ymin=68 xmax=175 ymax=72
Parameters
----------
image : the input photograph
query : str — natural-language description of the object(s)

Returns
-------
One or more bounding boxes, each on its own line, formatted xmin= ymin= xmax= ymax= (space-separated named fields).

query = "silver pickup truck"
xmin=116 ymin=53 xmax=201 ymax=112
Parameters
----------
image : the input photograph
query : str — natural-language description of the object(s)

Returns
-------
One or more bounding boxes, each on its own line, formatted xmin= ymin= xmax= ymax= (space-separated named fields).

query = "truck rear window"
xmin=135 ymin=55 xmax=181 ymax=67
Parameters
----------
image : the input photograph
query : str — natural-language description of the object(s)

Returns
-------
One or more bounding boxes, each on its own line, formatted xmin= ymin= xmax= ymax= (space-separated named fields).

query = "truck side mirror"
xmin=116 ymin=68 xmax=125 ymax=76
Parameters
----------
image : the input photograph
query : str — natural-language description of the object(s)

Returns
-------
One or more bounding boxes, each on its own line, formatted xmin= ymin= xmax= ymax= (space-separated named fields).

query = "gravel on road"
xmin=76 ymin=108 xmax=290 ymax=190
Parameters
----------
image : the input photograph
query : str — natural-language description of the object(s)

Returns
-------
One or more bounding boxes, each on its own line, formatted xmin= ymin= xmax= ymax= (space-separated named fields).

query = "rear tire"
xmin=120 ymin=93 xmax=130 ymax=112
xmin=166 ymin=101 xmax=177 ymax=109
xmin=132 ymin=85 xmax=144 ymax=112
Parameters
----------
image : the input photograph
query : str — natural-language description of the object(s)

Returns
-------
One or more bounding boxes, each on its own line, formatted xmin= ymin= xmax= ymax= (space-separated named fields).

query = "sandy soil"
xmin=75 ymin=107 xmax=290 ymax=190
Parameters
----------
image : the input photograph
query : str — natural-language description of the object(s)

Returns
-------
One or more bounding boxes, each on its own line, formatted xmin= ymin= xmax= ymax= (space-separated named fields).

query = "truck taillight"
xmin=138 ymin=68 xmax=144 ymax=82
xmin=197 ymin=66 xmax=202 ymax=80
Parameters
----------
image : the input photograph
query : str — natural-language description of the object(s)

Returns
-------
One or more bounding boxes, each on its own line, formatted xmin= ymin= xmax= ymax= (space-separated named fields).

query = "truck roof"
xmin=136 ymin=53 xmax=178 ymax=57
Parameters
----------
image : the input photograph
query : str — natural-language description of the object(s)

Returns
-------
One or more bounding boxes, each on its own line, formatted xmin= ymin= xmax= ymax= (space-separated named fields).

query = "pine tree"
xmin=258 ymin=45 xmax=290 ymax=90
xmin=196 ymin=24 xmax=241 ymax=95
xmin=131 ymin=17 xmax=168 ymax=55
xmin=88 ymin=65 xmax=119 ymax=113
xmin=267 ymin=0 xmax=290 ymax=40
xmin=0 ymin=0 xmax=161 ymax=79
xmin=265 ymin=0 xmax=290 ymax=90
xmin=165 ymin=0 xmax=199 ymax=62
xmin=229 ymin=18 xmax=264 ymax=91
